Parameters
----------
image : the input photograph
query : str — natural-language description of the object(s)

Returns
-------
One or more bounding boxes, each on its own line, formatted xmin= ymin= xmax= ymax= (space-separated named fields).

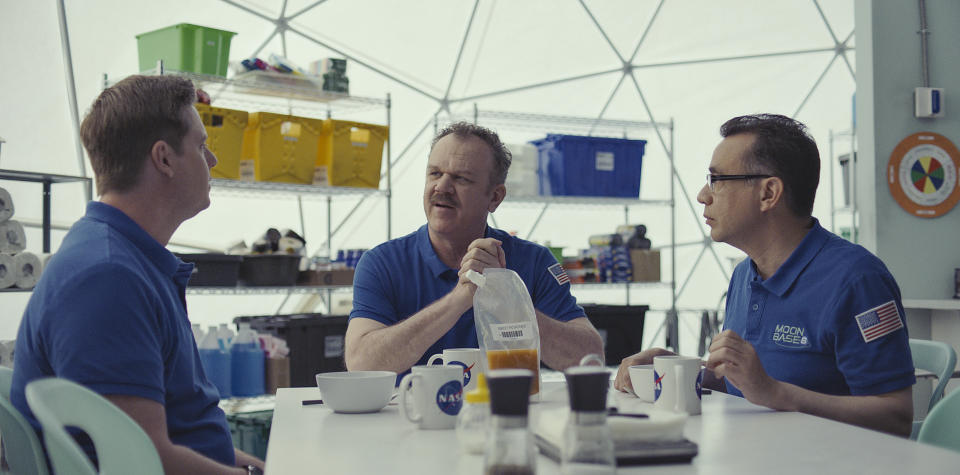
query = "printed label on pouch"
xmin=490 ymin=322 xmax=534 ymax=342
xmin=595 ymin=151 xmax=615 ymax=171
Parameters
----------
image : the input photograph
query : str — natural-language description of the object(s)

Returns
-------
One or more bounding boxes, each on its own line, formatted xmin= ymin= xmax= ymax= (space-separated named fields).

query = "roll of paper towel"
xmin=14 ymin=252 xmax=42 ymax=289
xmin=0 ymin=253 xmax=15 ymax=289
xmin=0 ymin=187 xmax=13 ymax=223
xmin=0 ymin=220 xmax=26 ymax=253
xmin=40 ymin=252 xmax=54 ymax=270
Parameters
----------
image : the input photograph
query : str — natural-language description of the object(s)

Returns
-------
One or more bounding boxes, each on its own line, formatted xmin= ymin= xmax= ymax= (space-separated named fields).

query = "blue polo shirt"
xmin=12 ymin=201 xmax=235 ymax=466
xmin=350 ymin=225 xmax=584 ymax=372
xmin=722 ymin=219 xmax=915 ymax=398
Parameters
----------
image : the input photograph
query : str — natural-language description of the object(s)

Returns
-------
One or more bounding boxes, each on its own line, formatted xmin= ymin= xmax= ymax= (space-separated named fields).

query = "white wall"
xmin=855 ymin=0 xmax=960 ymax=300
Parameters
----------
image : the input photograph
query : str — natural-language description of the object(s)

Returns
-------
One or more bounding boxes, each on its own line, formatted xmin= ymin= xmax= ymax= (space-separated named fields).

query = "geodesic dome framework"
xmin=4 ymin=0 xmax=856 ymax=351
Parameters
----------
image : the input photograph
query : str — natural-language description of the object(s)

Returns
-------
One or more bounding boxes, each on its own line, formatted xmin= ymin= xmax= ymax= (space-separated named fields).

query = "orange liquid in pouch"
xmin=486 ymin=348 xmax=540 ymax=395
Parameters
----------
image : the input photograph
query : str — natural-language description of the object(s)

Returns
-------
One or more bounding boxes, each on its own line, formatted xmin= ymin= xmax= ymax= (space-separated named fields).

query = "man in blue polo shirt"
xmin=614 ymin=114 xmax=914 ymax=436
xmin=12 ymin=76 xmax=263 ymax=473
xmin=345 ymin=122 xmax=604 ymax=374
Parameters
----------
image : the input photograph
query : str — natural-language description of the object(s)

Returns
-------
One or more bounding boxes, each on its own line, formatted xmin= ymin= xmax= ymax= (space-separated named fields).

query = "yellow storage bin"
xmin=195 ymin=103 xmax=248 ymax=180
xmin=242 ymin=112 xmax=325 ymax=184
xmin=316 ymin=119 xmax=389 ymax=188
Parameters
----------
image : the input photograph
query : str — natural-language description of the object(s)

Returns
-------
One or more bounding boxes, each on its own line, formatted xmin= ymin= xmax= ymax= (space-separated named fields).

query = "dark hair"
xmin=80 ymin=75 xmax=197 ymax=195
xmin=720 ymin=114 xmax=820 ymax=217
xmin=430 ymin=121 xmax=512 ymax=187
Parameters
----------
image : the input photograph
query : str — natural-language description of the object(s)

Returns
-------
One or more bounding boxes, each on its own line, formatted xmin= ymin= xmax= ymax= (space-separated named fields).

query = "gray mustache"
xmin=430 ymin=194 xmax=457 ymax=207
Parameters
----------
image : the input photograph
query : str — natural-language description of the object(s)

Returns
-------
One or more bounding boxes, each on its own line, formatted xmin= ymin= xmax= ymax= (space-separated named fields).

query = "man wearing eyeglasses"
xmin=615 ymin=114 xmax=914 ymax=437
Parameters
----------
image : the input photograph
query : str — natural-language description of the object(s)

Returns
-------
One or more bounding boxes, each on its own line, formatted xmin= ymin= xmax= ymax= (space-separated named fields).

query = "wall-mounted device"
xmin=915 ymin=87 xmax=945 ymax=118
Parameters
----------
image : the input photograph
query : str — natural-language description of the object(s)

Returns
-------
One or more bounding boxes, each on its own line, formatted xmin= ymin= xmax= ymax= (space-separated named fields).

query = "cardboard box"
xmin=265 ymin=357 xmax=290 ymax=395
xmin=297 ymin=268 xmax=355 ymax=286
xmin=630 ymin=250 xmax=661 ymax=282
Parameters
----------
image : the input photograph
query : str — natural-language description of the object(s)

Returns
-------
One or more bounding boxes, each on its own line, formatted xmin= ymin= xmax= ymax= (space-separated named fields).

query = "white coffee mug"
xmin=399 ymin=365 xmax=464 ymax=429
xmin=653 ymin=356 xmax=702 ymax=415
xmin=427 ymin=347 xmax=483 ymax=393
xmin=628 ymin=364 xmax=655 ymax=403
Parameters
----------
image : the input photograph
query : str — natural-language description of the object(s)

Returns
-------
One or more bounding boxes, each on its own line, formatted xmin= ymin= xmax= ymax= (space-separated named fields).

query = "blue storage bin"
xmin=531 ymin=135 xmax=646 ymax=198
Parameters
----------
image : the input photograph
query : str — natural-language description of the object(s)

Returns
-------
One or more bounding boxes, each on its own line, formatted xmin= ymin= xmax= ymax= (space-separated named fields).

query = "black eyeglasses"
xmin=706 ymin=174 xmax=773 ymax=192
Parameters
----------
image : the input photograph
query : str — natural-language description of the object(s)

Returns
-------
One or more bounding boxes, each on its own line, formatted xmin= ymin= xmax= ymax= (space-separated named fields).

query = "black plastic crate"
xmin=580 ymin=304 xmax=648 ymax=365
xmin=176 ymin=253 xmax=243 ymax=287
xmin=239 ymin=254 xmax=301 ymax=286
xmin=236 ymin=313 xmax=348 ymax=387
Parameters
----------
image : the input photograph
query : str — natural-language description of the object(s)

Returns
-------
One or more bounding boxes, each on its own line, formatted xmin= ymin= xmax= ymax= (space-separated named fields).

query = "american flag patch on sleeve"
xmin=547 ymin=263 xmax=570 ymax=285
xmin=854 ymin=300 xmax=904 ymax=343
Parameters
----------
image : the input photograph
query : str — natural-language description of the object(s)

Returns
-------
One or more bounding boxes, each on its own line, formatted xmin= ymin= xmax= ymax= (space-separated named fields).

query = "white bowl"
xmin=315 ymin=371 xmax=397 ymax=413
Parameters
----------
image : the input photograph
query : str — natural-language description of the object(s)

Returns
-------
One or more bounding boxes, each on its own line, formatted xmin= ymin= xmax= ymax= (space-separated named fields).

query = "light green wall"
xmin=855 ymin=0 xmax=960 ymax=299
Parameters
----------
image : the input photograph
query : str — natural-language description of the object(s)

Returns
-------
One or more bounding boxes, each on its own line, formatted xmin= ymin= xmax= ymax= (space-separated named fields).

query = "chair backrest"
xmin=24 ymin=378 xmax=164 ymax=475
xmin=918 ymin=387 xmax=960 ymax=453
xmin=910 ymin=339 xmax=958 ymax=412
xmin=0 ymin=367 xmax=49 ymax=475
xmin=0 ymin=366 xmax=12 ymax=398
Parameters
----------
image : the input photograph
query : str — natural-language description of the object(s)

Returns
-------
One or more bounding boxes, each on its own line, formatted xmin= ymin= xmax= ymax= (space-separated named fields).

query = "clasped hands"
xmin=452 ymin=238 xmax=505 ymax=299
xmin=614 ymin=330 xmax=783 ymax=409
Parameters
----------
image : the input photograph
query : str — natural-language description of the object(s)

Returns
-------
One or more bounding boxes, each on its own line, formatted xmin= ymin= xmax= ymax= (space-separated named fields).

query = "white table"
xmin=265 ymin=382 xmax=960 ymax=474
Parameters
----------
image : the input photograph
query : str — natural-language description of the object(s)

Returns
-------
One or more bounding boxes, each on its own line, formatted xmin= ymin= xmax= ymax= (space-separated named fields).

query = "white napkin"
xmin=0 ymin=220 xmax=26 ymax=253
xmin=536 ymin=407 xmax=687 ymax=448
xmin=14 ymin=252 xmax=42 ymax=289
xmin=0 ymin=187 xmax=13 ymax=223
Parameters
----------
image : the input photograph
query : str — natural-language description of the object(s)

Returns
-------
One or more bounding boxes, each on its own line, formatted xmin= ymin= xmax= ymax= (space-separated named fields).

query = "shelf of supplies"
xmin=570 ymin=281 xmax=670 ymax=289
xmin=503 ymin=194 xmax=671 ymax=207
xmin=141 ymin=68 xmax=385 ymax=115
xmin=0 ymin=169 xmax=92 ymax=185
xmin=209 ymin=179 xmax=385 ymax=200
xmin=902 ymin=299 xmax=960 ymax=311
xmin=186 ymin=285 xmax=353 ymax=295
xmin=460 ymin=110 xmax=671 ymax=138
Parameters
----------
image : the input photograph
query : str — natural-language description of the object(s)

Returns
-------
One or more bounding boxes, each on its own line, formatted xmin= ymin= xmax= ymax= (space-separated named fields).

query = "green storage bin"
xmin=136 ymin=23 xmax=236 ymax=76
xmin=226 ymin=410 xmax=273 ymax=460
xmin=548 ymin=246 xmax=563 ymax=263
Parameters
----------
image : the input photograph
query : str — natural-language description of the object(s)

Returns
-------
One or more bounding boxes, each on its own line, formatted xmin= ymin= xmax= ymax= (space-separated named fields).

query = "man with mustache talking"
xmin=345 ymin=122 xmax=603 ymax=376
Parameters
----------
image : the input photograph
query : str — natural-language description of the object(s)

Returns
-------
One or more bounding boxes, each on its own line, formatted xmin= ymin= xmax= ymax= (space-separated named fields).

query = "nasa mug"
xmin=426 ymin=348 xmax=482 ymax=392
xmin=653 ymin=355 xmax=702 ymax=415
xmin=399 ymin=365 xmax=464 ymax=429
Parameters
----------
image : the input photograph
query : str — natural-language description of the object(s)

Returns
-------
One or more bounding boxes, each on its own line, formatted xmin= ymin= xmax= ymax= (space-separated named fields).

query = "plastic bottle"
xmin=198 ymin=325 xmax=231 ymax=398
xmin=457 ymin=373 xmax=490 ymax=454
xmin=191 ymin=323 xmax=204 ymax=343
xmin=231 ymin=323 xmax=265 ymax=397
xmin=561 ymin=367 xmax=615 ymax=474
xmin=484 ymin=369 xmax=536 ymax=475
xmin=218 ymin=323 xmax=235 ymax=349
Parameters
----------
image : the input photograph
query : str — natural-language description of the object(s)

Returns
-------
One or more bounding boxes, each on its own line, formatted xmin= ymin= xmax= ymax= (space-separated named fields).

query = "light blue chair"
xmin=25 ymin=378 xmax=163 ymax=475
xmin=909 ymin=339 xmax=957 ymax=440
xmin=0 ymin=367 xmax=48 ymax=475
xmin=917 ymin=387 xmax=960 ymax=453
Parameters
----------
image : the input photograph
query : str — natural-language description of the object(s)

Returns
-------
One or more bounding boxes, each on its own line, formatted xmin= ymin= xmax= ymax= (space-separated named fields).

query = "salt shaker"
xmin=484 ymin=369 xmax=535 ymax=475
xmin=561 ymin=366 xmax=616 ymax=474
